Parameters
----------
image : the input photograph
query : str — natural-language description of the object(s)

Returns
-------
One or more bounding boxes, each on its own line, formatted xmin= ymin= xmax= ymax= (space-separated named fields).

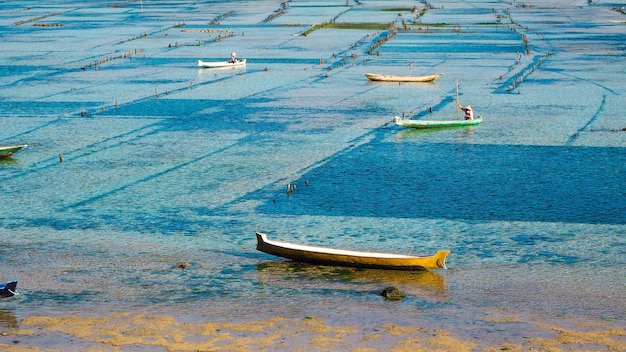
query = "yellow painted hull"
xmin=256 ymin=232 xmax=449 ymax=271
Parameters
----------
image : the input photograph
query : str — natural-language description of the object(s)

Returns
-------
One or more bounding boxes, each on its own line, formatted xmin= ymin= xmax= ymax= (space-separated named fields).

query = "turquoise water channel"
xmin=1 ymin=0 xmax=624 ymax=343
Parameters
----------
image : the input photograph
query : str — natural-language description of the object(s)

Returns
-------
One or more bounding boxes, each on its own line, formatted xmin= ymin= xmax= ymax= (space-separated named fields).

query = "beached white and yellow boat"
xmin=256 ymin=232 xmax=449 ymax=271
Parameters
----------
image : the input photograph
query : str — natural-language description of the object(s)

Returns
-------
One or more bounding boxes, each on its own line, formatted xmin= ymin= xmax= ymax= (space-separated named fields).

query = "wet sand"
xmin=0 ymin=312 xmax=624 ymax=351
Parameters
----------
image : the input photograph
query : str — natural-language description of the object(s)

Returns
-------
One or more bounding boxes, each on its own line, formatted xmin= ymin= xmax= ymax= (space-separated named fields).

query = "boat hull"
xmin=0 ymin=281 xmax=18 ymax=298
xmin=366 ymin=72 xmax=443 ymax=82
xmin=395 ymin=115 xmax=482 ymax=129
xmin=256 ymin=232 xmax=449 ymax=271
xmin=197 ymin=59 xmax=246 ymax=68
xmin=0 ymin=145 xmax=27 ymax=158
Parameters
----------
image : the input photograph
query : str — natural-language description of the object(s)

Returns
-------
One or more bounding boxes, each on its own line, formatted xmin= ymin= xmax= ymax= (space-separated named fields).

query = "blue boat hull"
xmin=0 ymin=281 xmax=18 ymax=298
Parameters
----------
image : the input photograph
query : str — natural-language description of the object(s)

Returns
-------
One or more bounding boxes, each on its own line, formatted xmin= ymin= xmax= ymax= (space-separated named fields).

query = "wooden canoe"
xmin=395 ymin=115 xmax=482 ymax=129
xmin=0 ymin=145 xmax=27 ymax=158
xmin=197 ymin=59 xmax=246 ymax=68
xmin=255 ymin=232 xmax=449 ymax=271
xmin=0 ymin=281 xmax=18 ymax=298
xmin=365 ymin=72 xmax=443 ymax=82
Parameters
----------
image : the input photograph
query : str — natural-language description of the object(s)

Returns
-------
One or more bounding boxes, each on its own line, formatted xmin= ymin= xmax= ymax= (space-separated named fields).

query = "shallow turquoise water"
xmin=0 ymin=0 xmax=624 ymax=343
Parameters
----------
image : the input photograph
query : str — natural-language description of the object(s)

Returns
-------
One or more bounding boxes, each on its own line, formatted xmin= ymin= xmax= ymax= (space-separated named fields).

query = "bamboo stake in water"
xmin=456 ymin=79 xmax=459 ymax=119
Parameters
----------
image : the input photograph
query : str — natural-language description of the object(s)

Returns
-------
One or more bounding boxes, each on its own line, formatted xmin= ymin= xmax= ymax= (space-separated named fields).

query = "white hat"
xmin=465 ymin=105 xmax=472 ymax=110
xmin=231 ymin=52 xmax=237 ymax=56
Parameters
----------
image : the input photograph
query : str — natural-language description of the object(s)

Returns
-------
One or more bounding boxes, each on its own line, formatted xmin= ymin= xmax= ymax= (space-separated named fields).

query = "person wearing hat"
xmin=457 ymin=102 xmax=474 ymax=120
xmin=228 ymin=52 xmax=238 ymax=63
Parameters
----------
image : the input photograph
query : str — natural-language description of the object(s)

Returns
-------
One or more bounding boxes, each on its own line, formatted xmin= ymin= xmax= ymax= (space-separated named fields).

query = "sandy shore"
xmin=0 ymin=312 xmax=624 ymax=351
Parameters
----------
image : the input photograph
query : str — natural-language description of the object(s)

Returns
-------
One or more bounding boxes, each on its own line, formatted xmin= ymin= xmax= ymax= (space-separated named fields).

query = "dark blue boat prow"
xmin=0 ymin=281 xmax=18 ymax=298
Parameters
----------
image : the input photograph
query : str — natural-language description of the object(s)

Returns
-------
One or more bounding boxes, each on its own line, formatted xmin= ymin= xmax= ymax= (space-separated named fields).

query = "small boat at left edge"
xmin=0 ymin=281 xmax=19 ymax=298
xmin=0 ymin=144 xmax=28 ymax=158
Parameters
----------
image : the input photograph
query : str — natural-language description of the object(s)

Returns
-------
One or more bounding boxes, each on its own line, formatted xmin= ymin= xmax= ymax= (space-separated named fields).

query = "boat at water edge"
xmin=0 ymin=145 xmax=27 ymax=158
xmin=394 ymin=115 xmax=482 ymax=129
xmin=365 ymin=72 xmax=443 ymax=83
xmin=0 ymin=281 xmax=19 ymax=298
xmin=197 ymin=59 xmax=246 ymax=68
xmin=255 ymin=232 xmax=449 ymax=271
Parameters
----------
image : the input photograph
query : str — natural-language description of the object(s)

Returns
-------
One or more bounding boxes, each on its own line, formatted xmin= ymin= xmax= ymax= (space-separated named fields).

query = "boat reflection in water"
xmin=0 ymin=309 xmax=19 ymax=329
xmin=256 ymin=260 xmax=447 ymax=295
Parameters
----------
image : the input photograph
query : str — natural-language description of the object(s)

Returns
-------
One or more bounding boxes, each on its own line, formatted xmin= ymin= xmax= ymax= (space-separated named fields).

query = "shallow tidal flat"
xmin=0 ymin=0 xmax=625 ymax=351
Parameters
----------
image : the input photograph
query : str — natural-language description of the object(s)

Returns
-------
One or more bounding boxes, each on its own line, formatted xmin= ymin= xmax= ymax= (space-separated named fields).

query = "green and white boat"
xmin=0 ymin=145 xmax=27 ymax=158
xmin=394 ymin=115 xmax=482 ymax=129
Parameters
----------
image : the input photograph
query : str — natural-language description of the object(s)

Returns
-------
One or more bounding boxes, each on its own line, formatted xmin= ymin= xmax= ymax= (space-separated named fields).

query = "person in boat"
xmin=228 ymin=52 xmax=237 ymax=63
xmin=457 ymin=102 xmax=474 ymax=120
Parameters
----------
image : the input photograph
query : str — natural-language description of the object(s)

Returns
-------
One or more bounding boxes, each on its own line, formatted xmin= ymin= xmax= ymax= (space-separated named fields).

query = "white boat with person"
xmin=197 ymin=58 xmax=246 ymax=68
xmin=198 ymin=51 xmax=246 ymax=68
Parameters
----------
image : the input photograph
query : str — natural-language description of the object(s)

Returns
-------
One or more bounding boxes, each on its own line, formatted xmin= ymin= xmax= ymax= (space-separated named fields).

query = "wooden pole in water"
xmin=456 ymin=79 xmax=459 ymax=119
